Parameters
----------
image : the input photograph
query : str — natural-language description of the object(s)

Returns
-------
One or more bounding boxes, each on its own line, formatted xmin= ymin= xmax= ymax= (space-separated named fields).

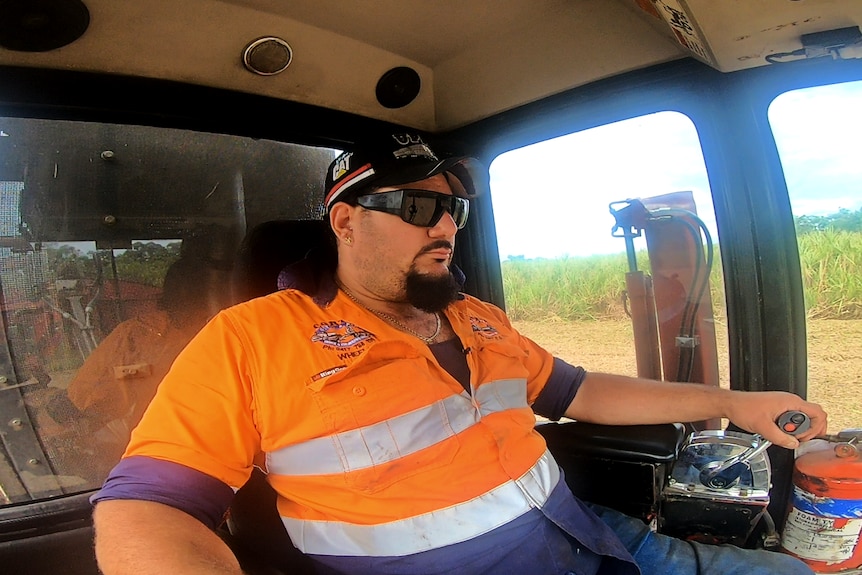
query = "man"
xmin=92 ymin=132 xmax=827 ymax=575
xmin=51 ymin=256 xmax=229 ymax=450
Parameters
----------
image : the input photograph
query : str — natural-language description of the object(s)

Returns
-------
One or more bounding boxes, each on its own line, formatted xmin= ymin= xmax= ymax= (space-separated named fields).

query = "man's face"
xmin=343 ymin=173 xmax=461 ymax=308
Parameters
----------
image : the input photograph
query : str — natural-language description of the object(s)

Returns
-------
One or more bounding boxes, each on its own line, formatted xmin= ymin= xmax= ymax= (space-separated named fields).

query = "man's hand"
xmin=722 ymin=391 xmax=827 ymax=448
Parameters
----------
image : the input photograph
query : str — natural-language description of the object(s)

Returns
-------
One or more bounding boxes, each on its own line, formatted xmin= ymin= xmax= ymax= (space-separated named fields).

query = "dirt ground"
xmin=513 ymin=317 xmax=862 ymax=434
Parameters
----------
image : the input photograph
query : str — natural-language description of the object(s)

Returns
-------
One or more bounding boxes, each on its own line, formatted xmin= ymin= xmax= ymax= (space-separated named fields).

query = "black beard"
xmin=405 ymin=268 xmax=460 ymax=313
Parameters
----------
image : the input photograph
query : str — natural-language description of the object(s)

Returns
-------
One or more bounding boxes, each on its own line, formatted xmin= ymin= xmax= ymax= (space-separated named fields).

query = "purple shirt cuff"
xmin=90 ymin=455 xmax=235 ymax=530
xmin=532 ymin=358 xmax=586 ymax=421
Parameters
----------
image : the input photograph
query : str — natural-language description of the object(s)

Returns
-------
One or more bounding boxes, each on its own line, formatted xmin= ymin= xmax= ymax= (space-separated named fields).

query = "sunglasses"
xmin=355 ymin=189 xmax=470 ymax=229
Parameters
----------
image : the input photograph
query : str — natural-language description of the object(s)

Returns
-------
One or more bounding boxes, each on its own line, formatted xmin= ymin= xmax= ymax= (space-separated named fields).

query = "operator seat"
xmin=225 ymin=218 xmax=329 ymax=574
xmin=230 ymin=219 xmax=330 ymax=304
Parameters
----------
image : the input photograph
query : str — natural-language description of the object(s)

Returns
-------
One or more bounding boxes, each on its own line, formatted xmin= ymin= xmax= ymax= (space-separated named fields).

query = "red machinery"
xmin=610 ymin=191 xmax=720 ymax=429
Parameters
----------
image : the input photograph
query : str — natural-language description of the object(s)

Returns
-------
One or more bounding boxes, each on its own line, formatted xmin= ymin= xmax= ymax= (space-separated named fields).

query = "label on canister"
xmin=782 ymin=507 xmax=862 ymax=561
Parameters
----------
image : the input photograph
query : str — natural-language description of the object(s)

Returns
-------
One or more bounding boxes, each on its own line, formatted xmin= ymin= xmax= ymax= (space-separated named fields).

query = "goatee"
xmin=405 ymin=268 xmax=461 ymax=313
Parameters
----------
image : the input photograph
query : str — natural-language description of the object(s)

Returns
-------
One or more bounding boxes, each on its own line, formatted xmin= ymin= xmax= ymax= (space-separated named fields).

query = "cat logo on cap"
xmin=332 ymin=152 xmax=354 ymax=181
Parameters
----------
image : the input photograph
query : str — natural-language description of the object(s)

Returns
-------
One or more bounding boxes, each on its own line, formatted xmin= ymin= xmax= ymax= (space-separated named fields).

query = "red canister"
xmin=781 ymin=441 xmax=862 ymax=572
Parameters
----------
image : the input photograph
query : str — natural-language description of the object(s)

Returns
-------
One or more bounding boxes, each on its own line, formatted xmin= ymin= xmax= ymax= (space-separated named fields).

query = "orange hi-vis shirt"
xmin=125 ymin=287 xmax=559 ymax=557
xmin=67 ymin=309 xmax=197 ymax=432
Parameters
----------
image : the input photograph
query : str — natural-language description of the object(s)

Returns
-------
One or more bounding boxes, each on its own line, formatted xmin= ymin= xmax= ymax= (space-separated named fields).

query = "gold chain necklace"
xmin=337 ymin=280 xmax=442 ymax=344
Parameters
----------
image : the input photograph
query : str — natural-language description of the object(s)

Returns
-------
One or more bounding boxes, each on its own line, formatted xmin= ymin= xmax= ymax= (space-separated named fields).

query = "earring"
xmin=344 ymin=236 xmax=353 ymax=245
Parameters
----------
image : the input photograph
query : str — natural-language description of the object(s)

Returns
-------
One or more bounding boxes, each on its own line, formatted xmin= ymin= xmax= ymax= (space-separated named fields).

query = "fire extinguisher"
xmin=780 ymin=433 xmax=862 ymax=573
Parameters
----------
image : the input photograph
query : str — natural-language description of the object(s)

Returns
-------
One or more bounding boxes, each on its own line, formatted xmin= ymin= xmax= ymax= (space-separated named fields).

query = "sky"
xmin=488 ymin=80 xmax=862 ymax=260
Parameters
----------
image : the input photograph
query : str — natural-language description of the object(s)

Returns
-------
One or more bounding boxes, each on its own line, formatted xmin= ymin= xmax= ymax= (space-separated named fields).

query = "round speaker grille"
xmin=376 ymin=66 xmax=421 ymax=109
xmin=243 ymin=37 xmax=293 ymax=76
xmin=0 ymin=0 xmax=90 ymax=52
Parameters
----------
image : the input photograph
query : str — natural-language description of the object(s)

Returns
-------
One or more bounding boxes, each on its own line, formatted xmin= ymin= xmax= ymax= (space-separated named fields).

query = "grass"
xmin=502 ymin=254 xmax=630 ymax=321
xmin=502 ymin=230 xmax=862 ymax=322
xmin=798 ymin=230 xmax=862 ymax=319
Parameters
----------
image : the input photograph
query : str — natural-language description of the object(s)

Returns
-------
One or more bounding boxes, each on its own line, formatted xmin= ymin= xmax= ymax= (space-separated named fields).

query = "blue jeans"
xmin=586 ymin=503 xmax=815 ymax=575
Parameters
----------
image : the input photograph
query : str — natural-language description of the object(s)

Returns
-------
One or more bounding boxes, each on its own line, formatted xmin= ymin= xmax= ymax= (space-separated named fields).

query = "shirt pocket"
xmin=305 ymin=340 xmax=470 ymax=493
xmin=470 ymin=337 xmax=532 ymax=386
xmin=468 ymin=338 xmax=537 ymax=433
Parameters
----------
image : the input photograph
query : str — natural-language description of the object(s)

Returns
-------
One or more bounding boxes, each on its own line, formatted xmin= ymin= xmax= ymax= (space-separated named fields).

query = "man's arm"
xmin=564 ymin=372 xmax=827 ymax=448
xmin=94 ymin=499 xmax=243 ymax=575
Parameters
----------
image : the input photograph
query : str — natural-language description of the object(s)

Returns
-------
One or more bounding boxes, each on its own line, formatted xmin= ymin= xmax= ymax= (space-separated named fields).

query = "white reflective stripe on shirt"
xmin=282 ymin=449 xmax=560 ymax=557
xmin=473 ymin=378 xmax=529 ymax=417
xmin=266 ymin=377 xmax=528 ymax=476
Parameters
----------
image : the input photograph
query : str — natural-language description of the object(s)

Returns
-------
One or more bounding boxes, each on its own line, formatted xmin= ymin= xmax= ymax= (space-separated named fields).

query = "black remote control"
xmin=777 ymin=411 xmax=810 ymax=436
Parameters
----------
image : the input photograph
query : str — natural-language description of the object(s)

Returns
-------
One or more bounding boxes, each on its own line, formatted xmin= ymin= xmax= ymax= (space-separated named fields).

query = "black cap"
xmin=324 ymin=132 xmax=486 ymax=210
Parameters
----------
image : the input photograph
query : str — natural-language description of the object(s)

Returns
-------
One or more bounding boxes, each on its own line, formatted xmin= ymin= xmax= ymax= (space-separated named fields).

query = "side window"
xmin=490 ymin=112 xmax=728 ymax=415
xmin=769 ymin=80 xmax=862 ymax=434
xmin=0 ymin=117 xmax=336 ymax=505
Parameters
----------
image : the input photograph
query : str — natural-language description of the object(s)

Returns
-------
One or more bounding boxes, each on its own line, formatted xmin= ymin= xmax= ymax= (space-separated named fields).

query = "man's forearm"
xmin=94 ymin=499 xmax=243 ymax=575
xmin=564 ymin=372 xmax=827 ymax=447
xmin=565 ymin=373 xmax=730 ymax=424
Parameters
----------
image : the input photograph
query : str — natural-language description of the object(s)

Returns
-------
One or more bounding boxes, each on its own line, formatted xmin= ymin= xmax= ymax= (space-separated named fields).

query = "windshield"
xmin=0 ymin=117 xmax=337 ymax=504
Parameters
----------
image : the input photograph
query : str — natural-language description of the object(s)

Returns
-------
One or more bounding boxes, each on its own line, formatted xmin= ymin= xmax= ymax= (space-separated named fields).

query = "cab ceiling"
xmin=0 ymin=0 xmax=860 ymax=131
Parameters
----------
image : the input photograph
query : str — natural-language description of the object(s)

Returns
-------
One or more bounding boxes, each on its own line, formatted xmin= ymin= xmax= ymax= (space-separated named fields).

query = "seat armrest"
xmin=536 ymin=421 xmax=685 ymax=464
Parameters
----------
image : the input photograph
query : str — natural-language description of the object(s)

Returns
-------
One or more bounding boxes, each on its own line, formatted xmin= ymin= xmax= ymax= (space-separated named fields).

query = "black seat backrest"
xmin=231 ymin=219 xmax=330 ymax=303
xmin=225 ymin=219 xmax=330 ymax=573
xmin=224 ymin=468 xmax=316 ymax=574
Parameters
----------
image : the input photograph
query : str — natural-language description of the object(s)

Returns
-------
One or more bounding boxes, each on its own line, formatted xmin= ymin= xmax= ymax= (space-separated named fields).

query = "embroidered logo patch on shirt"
xmin=470 ymin=316 xmax=502 ymax=339
xmin=311 ymin=320 xmax=376 ymax=350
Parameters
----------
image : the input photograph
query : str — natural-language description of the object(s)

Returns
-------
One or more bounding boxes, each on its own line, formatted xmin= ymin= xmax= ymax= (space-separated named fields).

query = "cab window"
xmin=0 ymin=117 xmax=336 ymax=505
xmin=768 ymin=79 xmax=862 ymax=434
xmin=490 ymin=111 xmax=728 ymax=419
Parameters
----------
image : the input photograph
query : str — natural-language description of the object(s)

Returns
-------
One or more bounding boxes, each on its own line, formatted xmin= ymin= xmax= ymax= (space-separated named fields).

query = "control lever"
xmin=699 ymin=411 xmax=810 ymax=489
xmin=699 ymin=434 xmax=771 ymax=489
